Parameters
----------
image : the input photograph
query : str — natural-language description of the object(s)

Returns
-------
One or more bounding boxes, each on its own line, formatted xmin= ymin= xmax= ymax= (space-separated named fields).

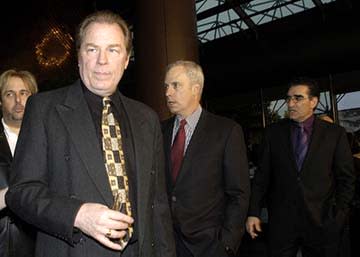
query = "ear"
xmin=192 ymin=83 xmax=200 ymax=95
xmin=310 ymin=96 xmax=319 ymax=109
xmin=124 ymin=54 xmax=130 ymax=70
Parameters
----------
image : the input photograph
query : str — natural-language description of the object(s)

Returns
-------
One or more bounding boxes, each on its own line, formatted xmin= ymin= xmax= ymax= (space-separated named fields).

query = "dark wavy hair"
xmin=288 ymin=77 xmax=320 ymax=99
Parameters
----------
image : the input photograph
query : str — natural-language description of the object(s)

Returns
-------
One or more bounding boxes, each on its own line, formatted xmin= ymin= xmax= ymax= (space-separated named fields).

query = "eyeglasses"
xmin=285 ymin=95 xmax=310 ymax=103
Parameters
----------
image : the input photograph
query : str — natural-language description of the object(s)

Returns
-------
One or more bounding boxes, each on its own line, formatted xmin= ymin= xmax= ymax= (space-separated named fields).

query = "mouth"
xmin=94 ymin=71 xmax=111 ymax=79
xmin=14 ymin=105 xmax=25 ymax=113
xmin=167 ymin=100 xmax=176 ymax=106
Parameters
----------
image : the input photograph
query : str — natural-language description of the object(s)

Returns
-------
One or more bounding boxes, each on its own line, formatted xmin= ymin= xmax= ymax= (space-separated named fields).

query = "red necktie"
xmin=171 ymin=119 xmax=187 ymax=182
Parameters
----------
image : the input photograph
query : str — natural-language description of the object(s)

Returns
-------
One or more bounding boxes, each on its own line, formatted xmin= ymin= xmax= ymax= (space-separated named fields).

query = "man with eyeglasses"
xmin=245 ymin=77 xmax=355 ymax=257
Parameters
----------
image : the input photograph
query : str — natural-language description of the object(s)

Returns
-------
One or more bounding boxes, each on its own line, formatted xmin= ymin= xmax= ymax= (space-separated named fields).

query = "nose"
xmin=15 ymin=93 xmax=21 ymax=103
xmin=165 ymin=86 xmax=173 ymax=97
xmin=97 ymin=49 xmax=108 ymax=64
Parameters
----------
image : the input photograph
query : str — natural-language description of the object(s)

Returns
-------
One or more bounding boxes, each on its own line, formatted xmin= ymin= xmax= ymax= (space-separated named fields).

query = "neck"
xmin=296 ymin=114 xmax=314 ymax=123
xmin=178 ymin=103 xmax=200 ymax=120
xmin=3 ymin=120 xmax=21 ymax=135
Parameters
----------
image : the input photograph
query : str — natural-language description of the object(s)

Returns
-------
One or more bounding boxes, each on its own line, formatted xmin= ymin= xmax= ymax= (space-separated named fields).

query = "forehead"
xmin=287 ymin=85 xmax=309 ymax=95
xmin=165 ymin=66 xmax=188 ymax=82
xmin=82 ymin=22 xmax=126 ymax=46
xmin=2 ymin=76 xmax=29 ymax=92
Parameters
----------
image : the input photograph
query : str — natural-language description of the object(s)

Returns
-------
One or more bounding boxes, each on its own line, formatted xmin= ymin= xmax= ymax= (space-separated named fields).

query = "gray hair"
xmin=166 ymin=60 xmax=204 ymax=94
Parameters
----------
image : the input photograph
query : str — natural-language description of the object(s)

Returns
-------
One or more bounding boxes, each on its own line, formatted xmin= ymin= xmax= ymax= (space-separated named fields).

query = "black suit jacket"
xmin=162 ymin=110 xmax=250 ymax=257
xmin=248 ymin=118 xmax=355 ymax=247
xmin=6 ymin=81 xmax=175 ymax=257
xmin=0 ymin=122 xmax=36 ymax=257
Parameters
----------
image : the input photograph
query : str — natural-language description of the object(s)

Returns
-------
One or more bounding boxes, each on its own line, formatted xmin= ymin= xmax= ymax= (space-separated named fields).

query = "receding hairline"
xmin=76 ymin=10 xmax=132 ymax=55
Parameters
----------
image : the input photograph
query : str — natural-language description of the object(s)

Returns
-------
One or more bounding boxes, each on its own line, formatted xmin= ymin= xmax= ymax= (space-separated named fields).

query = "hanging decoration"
xmin=35 ymin=27 xmax=73 ymax=68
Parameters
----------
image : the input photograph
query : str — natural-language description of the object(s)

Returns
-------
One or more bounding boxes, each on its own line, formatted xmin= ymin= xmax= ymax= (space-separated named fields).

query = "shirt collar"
xmin=175 ymin=105 xmax=202 ymax=131
xmin=81 ymin=81 xmax=122 ymax=110
xmin=292 ymin=115 xmax=315 ymax=131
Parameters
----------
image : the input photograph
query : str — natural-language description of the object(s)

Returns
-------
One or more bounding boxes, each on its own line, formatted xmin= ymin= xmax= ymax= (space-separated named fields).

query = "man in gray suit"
xmin=6 ymin=10 xmax=175 ymax=257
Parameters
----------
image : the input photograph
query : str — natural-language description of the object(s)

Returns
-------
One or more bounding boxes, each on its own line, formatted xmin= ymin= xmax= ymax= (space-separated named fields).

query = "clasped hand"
xmin=74 ymin=203 xmax=134 ymax=250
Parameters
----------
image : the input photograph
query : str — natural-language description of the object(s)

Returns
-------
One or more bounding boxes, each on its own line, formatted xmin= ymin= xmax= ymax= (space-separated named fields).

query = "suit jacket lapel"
xmin=56 ymin=82 xmax=113 ymax=206
xmin=0 ymin=123 xmax=12 ymax=163
xmin=163 ymin=117 xmax=175 ymax=187
xmin=120 ymin=95 xmax=151 ymax=249
xmin=284 ymin=121 xmax=299 ymax=173
xmin=301 ymin=118 xmax=322 ymax=174
xmin=0 ymin=123 xmax=12 ymax=187
xmin=175 ymin=111 xmax=207 ymax=185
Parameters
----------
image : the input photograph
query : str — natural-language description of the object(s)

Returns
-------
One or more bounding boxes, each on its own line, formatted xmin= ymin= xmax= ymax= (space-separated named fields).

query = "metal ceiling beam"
xmin=197 ymin=0 xmax=252 ymax=21
xmin=198 ymin=0 xmax=299 ymax=36
xmin=312 ymin=0 xmax=324 ymax=8
xmin=232 ymin=4 xmax=258 ymax=37
xmin=312 ymin=0 xmax=325 ymax=20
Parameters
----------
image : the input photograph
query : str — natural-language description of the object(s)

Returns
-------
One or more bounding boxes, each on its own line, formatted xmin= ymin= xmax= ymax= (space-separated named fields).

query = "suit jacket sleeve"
xmin=152 ymin=118 xmax=176 ymax=257
xmin=0 ymin=163 xmax=8 ymax=189
xmin=333 ymin=127 xmax=356 ymax=213
xmin=221 ymin=123 xmax=250 ymax=252
xmin=5 ymin=96 xmax=84 ymax=245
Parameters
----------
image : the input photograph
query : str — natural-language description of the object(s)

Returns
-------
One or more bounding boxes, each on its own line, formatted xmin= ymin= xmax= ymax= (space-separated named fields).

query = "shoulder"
xmin=314 ymin=118 xmax=346 ymax=135
xmin=121 ymin=94 xmax=155 ymax=114
xmin=265 ymin=119 xmax=289 ymax=132
xmin=203 ymin=110 xmax=241 ymax=129
xmin=200 ymin=111 xmax=245 ymax=141
xmin=120 ymin=94 xmax=159 ymax=124
xmin=27 ymin=84 xmax=73 ymax=107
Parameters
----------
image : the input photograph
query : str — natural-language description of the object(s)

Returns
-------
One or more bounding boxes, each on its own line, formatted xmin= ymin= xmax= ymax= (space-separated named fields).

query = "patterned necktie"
xmin=171 ymin=119 xmax=187 ymax=182
xmin=101 ymin=97 xmax=133 ymax=249
xmin=294 ymin=124 xmax=309 ymax=171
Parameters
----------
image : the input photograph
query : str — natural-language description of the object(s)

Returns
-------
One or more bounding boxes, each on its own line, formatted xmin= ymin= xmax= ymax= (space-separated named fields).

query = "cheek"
xmin=2 ymin=101 xmax=14 ymax=111
xmin=23 ymin=96 xmax=30 ymax=104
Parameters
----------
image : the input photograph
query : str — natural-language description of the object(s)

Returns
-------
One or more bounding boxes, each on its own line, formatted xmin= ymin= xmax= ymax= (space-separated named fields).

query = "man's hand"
xmin=245 ymin=216 xmax=262 ymax=239
xmin=74 ymin=203 xmax=134 ymax=250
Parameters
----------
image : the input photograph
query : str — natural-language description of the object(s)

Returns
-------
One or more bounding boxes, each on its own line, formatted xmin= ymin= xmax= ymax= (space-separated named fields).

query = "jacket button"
xmin=171 ymin=196 xmax=176 ymax=202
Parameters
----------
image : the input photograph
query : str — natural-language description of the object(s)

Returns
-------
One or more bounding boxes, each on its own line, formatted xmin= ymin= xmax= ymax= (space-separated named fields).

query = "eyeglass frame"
xmin=285 ymin=94 xmax=312 ymax=104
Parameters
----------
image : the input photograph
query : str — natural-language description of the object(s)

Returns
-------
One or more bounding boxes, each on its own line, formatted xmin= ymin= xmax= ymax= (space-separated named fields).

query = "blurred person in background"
xmin=0 ymin=69 xmax=38 ymax=257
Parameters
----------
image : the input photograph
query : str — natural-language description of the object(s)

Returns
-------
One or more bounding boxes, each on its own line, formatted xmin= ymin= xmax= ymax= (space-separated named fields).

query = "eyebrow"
xmin=84 ymin=43 xmax=122 ymax=48
xmin=4 ymin=89 xmax=30 ymax=93
xmin=287 ymin=94 xmax=305 ymax=97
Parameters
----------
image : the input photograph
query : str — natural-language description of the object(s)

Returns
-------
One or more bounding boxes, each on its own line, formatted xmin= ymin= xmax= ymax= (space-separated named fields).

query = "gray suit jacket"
xmin=6 ymin=81 xmax=175 ymax=257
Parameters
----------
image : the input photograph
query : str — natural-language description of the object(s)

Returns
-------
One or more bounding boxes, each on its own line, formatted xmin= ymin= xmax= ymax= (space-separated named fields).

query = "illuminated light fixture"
xmin=35 ymin=27 xmax=73 ymax=68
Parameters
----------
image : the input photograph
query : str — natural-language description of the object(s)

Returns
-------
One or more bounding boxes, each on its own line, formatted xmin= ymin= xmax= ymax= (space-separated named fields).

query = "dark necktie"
xmin=294 ymin=124 xmax=309 ymax=171
xmin=101 ymin=97 xmax=133 ymax=249
xmin=171 ymin=119 xmax=187 ymax=182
